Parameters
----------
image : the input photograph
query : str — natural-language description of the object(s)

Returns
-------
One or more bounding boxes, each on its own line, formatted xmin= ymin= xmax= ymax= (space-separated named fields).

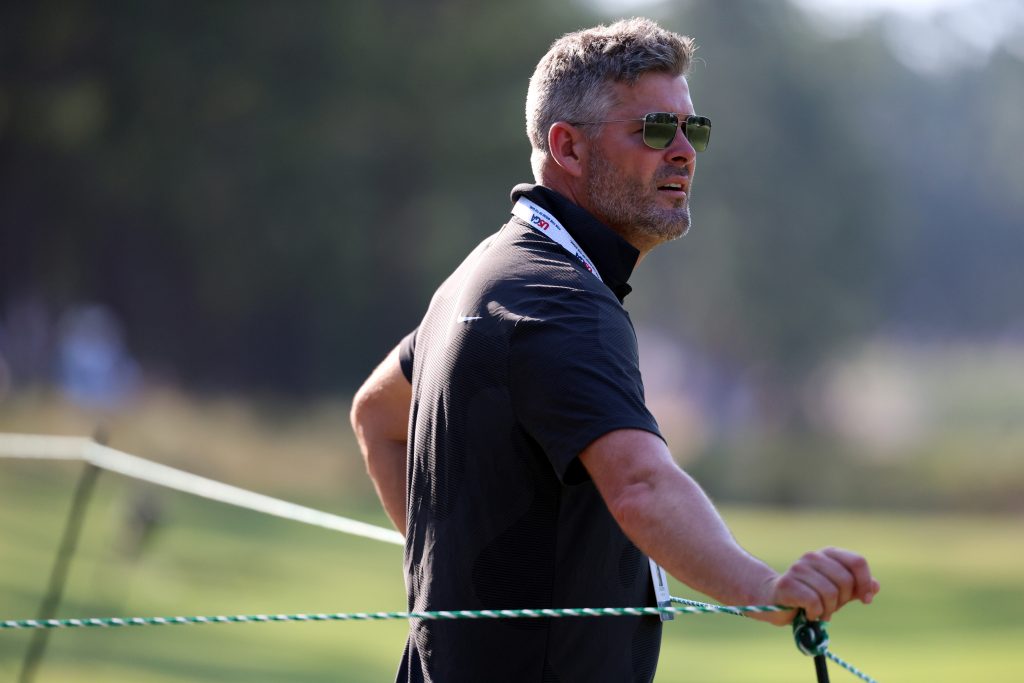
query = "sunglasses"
xmin=574 ymin=112 xmax=712 ymax=152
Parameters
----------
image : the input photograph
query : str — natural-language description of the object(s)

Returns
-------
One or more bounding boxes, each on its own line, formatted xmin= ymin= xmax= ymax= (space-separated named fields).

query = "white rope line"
xmin=0 ymin=433 xmax=405 ymax=547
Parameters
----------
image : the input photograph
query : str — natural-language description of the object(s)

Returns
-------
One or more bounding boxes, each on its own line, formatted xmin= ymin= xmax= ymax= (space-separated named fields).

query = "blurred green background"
xmin=1 ymin=0 xmax=1022 ymax=680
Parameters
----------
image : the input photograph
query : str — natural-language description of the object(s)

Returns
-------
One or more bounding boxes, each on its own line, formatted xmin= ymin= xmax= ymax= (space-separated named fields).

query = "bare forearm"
xmin=612 ymin=465 xmax=776 ymax=606
xmin=583 ymin=429 xmax=880 ymax=624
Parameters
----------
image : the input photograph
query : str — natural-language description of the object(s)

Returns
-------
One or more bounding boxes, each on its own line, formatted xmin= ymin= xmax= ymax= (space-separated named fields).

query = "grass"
xmin=2 ymin=458 xmax=1022 ymax=682
xmin=660 ymin=509 xmax=1024 ymax=682
xmin=0 ymin=459 xmax=407 ymax=682
xmin=2 ymin=385 xmax=1022 ymax=681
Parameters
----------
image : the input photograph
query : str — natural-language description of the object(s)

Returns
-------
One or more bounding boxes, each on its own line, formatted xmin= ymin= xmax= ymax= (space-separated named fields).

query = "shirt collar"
xmin=510 ymin=183 xmax=639 ymax=302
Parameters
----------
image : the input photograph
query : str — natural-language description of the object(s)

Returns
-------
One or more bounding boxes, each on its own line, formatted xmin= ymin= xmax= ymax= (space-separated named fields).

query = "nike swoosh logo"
xmin=457 ymin=315 xmax=482 ymax=323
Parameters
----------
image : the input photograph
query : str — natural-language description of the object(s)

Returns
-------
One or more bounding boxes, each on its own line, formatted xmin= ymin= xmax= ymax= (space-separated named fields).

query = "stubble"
xmin=584 ymin=147 xmax=692 ymax=245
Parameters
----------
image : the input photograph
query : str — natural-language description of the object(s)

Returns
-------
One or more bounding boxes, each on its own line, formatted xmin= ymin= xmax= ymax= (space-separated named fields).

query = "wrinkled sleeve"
xmin=398 ymin=326 xmax=418 ymax=383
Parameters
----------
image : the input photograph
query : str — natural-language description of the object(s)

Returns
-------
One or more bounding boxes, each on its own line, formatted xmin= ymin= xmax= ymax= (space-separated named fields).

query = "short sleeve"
xmin=509 ymin=292 xmax=662 ymax=484
xmin=398 ymin=327 xmax=418 ymax=383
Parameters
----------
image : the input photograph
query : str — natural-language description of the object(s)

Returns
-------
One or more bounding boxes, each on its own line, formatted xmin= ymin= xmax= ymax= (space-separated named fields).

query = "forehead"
xmin=608 ymin=73 xmax=694 ymax=117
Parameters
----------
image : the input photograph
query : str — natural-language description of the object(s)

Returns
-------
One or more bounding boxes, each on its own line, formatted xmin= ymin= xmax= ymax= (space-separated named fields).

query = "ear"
xmin=547 ymin=122 xmax=587 ymax=178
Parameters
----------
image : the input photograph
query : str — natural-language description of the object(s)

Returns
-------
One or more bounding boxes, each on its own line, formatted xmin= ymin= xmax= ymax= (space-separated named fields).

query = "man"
xmin=351 ymin=18 xmax=879 ymax=683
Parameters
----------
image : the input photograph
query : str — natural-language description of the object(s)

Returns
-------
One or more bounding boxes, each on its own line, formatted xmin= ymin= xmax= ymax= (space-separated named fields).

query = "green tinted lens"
xmin=642 ymin=113 xmax=679 ymax=149
xmin=683 ymin=115 xmax=711 ymax=152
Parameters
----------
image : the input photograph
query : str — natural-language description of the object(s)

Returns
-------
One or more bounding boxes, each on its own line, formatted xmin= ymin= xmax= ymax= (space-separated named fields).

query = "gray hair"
xmin=526 ymin=18 xmax=695 ymax=175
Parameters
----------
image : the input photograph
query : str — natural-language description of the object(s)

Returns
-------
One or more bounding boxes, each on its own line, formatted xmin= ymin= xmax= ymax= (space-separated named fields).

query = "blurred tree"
xmin=0 ymin=0 xmax=588 ymax=392
xmin=631 ymin=1 xmax=894 ymax=426
xmin=1 ymin=0 xmax=1021 ymax=400
xmin=631 ymin=0 xmax=1023 ymax=426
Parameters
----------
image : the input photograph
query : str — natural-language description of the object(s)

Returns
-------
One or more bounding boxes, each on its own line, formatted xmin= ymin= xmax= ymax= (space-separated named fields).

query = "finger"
xmin=806 ymin=550 xmax=857 ymax=608
xmin=789 ymin=564 xmax=842 ymax=620
xmin=822 ymin=547 xmax=878 ymax=604
xmin=773 ymin=571 xmax=827 ymax=621
xmin=793 ymin=550 xmax=857 ymax=616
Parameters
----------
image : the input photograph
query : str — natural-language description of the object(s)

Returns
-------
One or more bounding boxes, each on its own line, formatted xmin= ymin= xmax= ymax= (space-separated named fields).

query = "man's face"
xmin=581 ymin=73 xmax=698 ymax=247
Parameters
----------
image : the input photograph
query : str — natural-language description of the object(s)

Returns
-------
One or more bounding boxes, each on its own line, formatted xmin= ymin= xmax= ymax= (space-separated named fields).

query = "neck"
xmin=536 ymin=171 xmax=655 ymax=267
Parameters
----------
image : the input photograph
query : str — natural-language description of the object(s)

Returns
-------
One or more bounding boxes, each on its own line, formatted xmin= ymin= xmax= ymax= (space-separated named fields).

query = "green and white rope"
xmin=671 ymin=595 xmax=750 ymax=616
xmin=0 ymin=601 xmax=879 ymax=681
xmin=827 ymin=651 xmax=879 ymax=683
xmin=681 ymin=598 xmax=879 ymax=683
xmin=0 ymin=602 xmax=783 ymax=631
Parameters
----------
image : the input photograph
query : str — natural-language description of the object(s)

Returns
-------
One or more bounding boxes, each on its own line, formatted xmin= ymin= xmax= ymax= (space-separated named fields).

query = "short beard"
xmin=584 ymin=146 xmax=691 ymax=244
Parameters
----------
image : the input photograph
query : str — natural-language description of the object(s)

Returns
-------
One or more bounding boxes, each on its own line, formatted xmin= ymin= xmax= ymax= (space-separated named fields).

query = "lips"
xmin=656 ymin=176 xmax=689 ymax=193
xmin=656 ymin=183 xmax=688 ymax=197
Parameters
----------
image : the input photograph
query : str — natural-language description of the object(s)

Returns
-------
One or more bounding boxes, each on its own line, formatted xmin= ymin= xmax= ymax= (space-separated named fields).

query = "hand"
xmin=751 ymin=547 xmax=880 ymax=626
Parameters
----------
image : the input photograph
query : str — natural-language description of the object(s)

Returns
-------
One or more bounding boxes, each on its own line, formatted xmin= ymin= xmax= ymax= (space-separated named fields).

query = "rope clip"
xmin=792 ymin=610 xmax=830 ymax=657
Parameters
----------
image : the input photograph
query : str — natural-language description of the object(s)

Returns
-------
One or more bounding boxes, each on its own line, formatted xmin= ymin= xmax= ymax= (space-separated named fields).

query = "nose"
xmin=665 ymin=125 xmax=696 ymax=166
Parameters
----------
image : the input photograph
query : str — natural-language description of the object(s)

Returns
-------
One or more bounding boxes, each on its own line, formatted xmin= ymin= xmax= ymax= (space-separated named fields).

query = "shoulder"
xmin=432 ymin=221 xmax=612 ymax=318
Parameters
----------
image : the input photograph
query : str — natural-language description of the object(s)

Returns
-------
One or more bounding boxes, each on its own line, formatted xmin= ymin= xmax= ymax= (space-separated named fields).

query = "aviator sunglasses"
xmin=574 ymin=112 xmax=712 ymax=152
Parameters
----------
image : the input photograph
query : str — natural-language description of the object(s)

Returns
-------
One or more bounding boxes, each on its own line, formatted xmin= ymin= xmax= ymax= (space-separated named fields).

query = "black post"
xmin=813 ymin=653 xmax=831 ymax=683
xmin=18 ymin=461 xmax=102 ymax=683
xmin=793 ymin=610 xmax=831 ymax=683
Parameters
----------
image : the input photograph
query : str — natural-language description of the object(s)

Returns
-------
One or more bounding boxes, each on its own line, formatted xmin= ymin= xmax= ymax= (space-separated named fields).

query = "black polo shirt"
xmin=396 ymin=184 xmax=664 ymax=683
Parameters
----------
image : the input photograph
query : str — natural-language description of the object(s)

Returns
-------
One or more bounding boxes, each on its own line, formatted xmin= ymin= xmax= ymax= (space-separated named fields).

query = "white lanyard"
xmin=514 ymin=197 xmax=673 ymax=620
xmin=649 ymin=558 xmax=674 ymax=621
xmin=511 ymin=197 xmax=602 ymax=282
